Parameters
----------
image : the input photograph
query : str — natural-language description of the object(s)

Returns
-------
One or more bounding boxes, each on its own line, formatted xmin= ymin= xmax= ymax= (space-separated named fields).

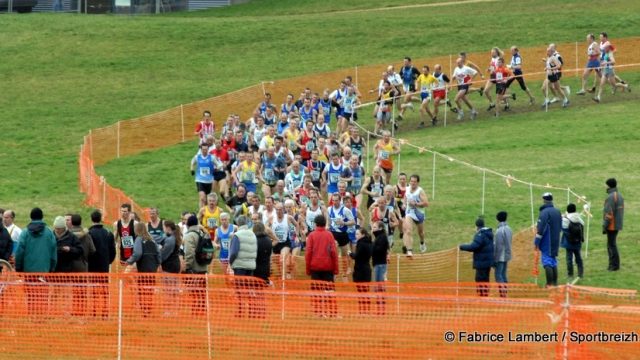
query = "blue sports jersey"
xmin=319 ymin=98 xmax=333 ymax=123
xmin=327 ymin=162 xmax=343 ymax=194
xmin=216 ymin=225 xmax=234 ymax=261
xmin=195 ymin=154 xmax=215 ymax=183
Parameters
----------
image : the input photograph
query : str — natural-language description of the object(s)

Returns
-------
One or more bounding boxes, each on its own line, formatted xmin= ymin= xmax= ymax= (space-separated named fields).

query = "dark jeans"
xmin=494 ymin=262 xmax=508 ymax=298
xmin=606 ymin=230 xmax=620 ymax=270
xmin=566 ymin=248 xmax=584 ymax=277
xmin=475 ymin=268 xmax=490 ymax=297
xmin=233 ymin=268 xmax=254 ymax=276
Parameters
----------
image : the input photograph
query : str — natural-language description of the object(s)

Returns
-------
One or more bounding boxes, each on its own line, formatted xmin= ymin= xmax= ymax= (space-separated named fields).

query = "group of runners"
xmin=140 ymin=31 xmax=632 ymax=281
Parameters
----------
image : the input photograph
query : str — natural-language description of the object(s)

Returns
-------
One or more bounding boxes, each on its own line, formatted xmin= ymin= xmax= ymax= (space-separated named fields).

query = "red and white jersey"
xmin=195 ymin=121 xmax=215 ymax=141
xmin=453 ymin=66 xmax=477 ymax=85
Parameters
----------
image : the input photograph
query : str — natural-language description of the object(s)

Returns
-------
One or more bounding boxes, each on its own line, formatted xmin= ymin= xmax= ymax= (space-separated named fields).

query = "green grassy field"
xmin=2 ymin=0 xmax=640 ymax=288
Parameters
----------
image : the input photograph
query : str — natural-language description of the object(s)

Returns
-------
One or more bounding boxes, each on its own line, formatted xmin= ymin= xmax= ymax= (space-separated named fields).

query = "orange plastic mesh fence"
xmin=1 ymin=272 xmax=638 ymax=359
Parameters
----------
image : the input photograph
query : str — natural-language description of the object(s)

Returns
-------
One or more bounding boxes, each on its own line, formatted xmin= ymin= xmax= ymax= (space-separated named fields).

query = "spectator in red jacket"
xmin=305 ymin=214 xmax=339 ymax=280
xmin=304 ymin=214 xmax=339 ymax=317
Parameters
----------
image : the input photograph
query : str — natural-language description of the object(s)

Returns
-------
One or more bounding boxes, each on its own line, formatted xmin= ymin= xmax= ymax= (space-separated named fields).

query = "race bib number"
xmin=244 ymin=171 xmax=255 ymax=182
xmin=207 ymin=218 xmax=218 ymax=229
xmin=288 ymin=140 xmax=297 ymax=151
xmin=496 ymin=72 xmax=503 ymax=81
xmin=305 ymin=141 xmax=315 ymax=152
xmin=122 ymin=236 xmax=134 ymax=248
xmin=380 ymin=151 xmax=389 ymax=160
xmin=329 ymin=173 xmax=339 ymax=184
xmin=330 ymin=217 xmax=338 ymax=230
xmin=199 ymin=167 xmax=211 ymax=176
xmin=221 ymin=240 xmax=229 ymax=250
xmin=311 ymin=170 xmax=320 ymax=181
xmin=264 ymin=168 xmax=275 ymax=181
xmin=275 ymin=229 xmax=287 ymax=243
xmin=353 ymin=177 xmax=362 ymax=188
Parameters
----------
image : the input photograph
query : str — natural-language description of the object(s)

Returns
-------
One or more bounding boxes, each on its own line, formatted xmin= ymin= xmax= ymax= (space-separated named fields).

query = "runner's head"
xmin=200 ymin=142 xmax=209 ymax=155
xmin=422 ymin=65 xmax=430 ymax=74
xmin=456 ymin=58 xmax=464 ymax=68
xmin=220 ymin=212 xmax=230 ymax=227
xmin=350 ymin=155 xmax=359 ymax=167
xmin=410 ymin=174 xmax=420 ymax=189
xmin=317 ymin=113 xmax=325 ymax=124
xmin=434 ymin=64 xmax=442 ymax=75
xmin=338 ymin=181 xmax=347 ymax=194
xmin=120 ymin=203 xmax=131 ymax=220
xmin=207 ymin=193 xmax=218 ymax=207
xmin=149 ymin=208 xmax=159 ymax=221
xmin=331 ymin=192 xmax=342 ymax=207
xmin=291 ymin=161 xmax=301 ymax=173
xmin=236 ymin=184 xmax=247 ymax=198
xmin=343 ymin=193 xmax=353 ymax=208
xmin=331 ymin=152 xmax=340 ymax=165
xmin=202 ymin=110 xmax=212 ymax=122
xmin=398 ymin=172 xmax=407 ymax=185
xmin=510 ymin=46 xmax=518 ymax=55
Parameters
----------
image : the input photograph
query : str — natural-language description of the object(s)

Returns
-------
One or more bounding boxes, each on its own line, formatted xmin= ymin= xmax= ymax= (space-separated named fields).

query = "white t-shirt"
xmin=387 ymin=72 xmax=403 ymax=87
xmin=6 ymin=224 xmax=22 ymax=242
xmin=452 ymin=66 xmax=477 ymax=85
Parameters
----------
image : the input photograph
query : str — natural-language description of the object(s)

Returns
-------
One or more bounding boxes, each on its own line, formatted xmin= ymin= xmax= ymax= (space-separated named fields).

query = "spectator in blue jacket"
xmin=460 ymin=217 xmax=494 ymax=297
xmin=534 ymin=193 xmax=562 ymax=287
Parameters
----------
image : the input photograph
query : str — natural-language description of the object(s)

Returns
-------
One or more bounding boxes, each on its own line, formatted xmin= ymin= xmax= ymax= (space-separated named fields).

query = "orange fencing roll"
xmin=1 ymin=272 xmax=639 ymax=359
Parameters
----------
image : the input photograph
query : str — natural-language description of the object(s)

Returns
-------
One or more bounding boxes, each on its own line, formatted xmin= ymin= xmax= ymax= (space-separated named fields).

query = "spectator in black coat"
xmin=349 ymin=228 xmax=373 ymax=314
xmin=87 ymin=210 xmax=116 ymax=273
xmin=459 ymin=217 xmax=494 ymax=297
xmin=252 ymin=221 xmax=272 ymax=284
xmin=87 ymin=210 xmax=116 ymax=318
xmin=0 ymin=222 xmax=13 ymax=264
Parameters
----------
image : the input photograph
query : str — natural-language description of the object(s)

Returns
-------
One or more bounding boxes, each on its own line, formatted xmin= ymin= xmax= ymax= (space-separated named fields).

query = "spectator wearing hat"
xmin=561 ymin=204 xmax=585 ymax=279
xmin=15 ymin=208 xmax=58 ymax=317
xmin=52 ymin=216 xmax=83 ymax=273
xmin=460 ymin=217 xmax=494 ymax=297
xmin=603 ymin=178 xmax=624 ymax=271
xmin=493 ymin=211 xmax=512 ymax=297
xmin=534 ymin=193 xmax=562 ymax=287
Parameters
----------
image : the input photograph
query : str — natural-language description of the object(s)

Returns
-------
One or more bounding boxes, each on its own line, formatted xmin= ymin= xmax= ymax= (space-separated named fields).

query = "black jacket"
xmin=55 ymin=230 xmax=83 ymax=273
xmin=371 ymin=229 xmax=389 ymax=266
xmin=254 ymin=234 xmax=272 ymax=282
xmin=88 ymin=224 xmax=116 ymax=273
xmin=460 ymin=228 xmax=495 ymax=270
xmin=0 ymin=226 xmax=13 ymax=262
xmin=350 ymin=236 xmax=373 ymax=282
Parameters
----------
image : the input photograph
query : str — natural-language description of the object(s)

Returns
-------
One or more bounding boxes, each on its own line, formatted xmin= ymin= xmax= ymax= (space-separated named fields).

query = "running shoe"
xmin=562 ymin=99 xmax=570 ymax=108
xmin=431 ymin=117 xmax=438 ymax=127
xmin=417 ymin=121 xmax=425 ymax=129
xmin=419 ymin=243 xmax=427 ymax=253
xmin=576 ymin=89 xmax=586 ymax=95
xmin=450 ymin=107 xmax=458 ymax=113
xmin=486 ymin=103 xmax=495 ymax=111
xmin=549 ymin=98 xmax=558 ymax=104
xmin=564 ymin=86 xmax=571 ymax=96
xmin=504 ymin=104 xmax=510 ymax=111
xmin=592 ymin=97 xmax=600 ymax=103
xmin=511 ymin=93 xmax=517 ymax=101
xmin=470 ymin=109 xmax=478 ymax=120
xmin=457 ymin=111 xmax=464 ymax=121
xmin=406 ymin=250 xmax=413 ymax=258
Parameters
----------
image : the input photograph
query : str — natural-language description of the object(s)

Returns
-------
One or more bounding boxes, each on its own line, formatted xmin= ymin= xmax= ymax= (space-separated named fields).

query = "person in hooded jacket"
xmin=561 ymin=203 xmax=585 ymax=279
xmin=460 ymin=217 xmax=494 ymax=297
xmin=15 ymin=208 xmax=58 ymax=316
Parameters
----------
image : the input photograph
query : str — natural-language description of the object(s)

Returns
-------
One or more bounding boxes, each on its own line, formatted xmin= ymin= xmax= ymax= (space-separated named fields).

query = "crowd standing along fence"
xmin=78 ymin=38 xmax=640 ymax=275
xmin=0 ymin=272 xmax=638 ymax=359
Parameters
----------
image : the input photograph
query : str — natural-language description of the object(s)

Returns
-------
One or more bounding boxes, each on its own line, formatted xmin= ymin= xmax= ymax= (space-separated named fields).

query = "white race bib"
xmin=122 ymin=236 xmax=134 ymax=248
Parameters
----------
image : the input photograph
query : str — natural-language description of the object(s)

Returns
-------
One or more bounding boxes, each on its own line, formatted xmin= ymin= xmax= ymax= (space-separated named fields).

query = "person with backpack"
xmin=183 ymin=215 xmax=210 ymax=316
xmin=125 ymin=222 xmax=161 ymax=317
xmin=562 ymin=203 xmax=585 ymax=279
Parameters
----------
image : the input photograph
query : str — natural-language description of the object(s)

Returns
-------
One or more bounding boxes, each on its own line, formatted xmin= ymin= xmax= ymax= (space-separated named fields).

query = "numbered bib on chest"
xmin=496 ymin=72 xmax=504 ymax=81
xmin=244 ymin=171 xmax=255 ymax=182
xmin=352 ymin=148 xmax=362 ymax=157
xmin=200 ymin=167 xmax=211 ymax=176
xmin=122 ymin=236 xmax=134 ymax=248
xmin=380 ymin=151 xmax=390 ymax=160
xmin=311 ymin=170 xmax=320 ymax=181
xmin=275 ymin=227 xmax=287 ymax=243
xmin=329 ymin=173 xmax=339 ymax=184
xmin=265 ymin=168 xmax=275 ymax=181
xmin=221 ymin=239 xmax=229 ymax=250
xmin=207 ymin=218 xmax=218 ymax=229
xmin=352 ymin=177 xmax=362 ymax=188
xmin=305 ymin=141 xmax=315 ymax=152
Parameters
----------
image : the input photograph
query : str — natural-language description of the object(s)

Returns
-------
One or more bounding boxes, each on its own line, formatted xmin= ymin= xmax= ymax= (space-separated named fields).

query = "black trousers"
xmin=566 ymin=248 xmax=584 ymax=277
xmin=606 ymin=230 xmax=620 ymax=270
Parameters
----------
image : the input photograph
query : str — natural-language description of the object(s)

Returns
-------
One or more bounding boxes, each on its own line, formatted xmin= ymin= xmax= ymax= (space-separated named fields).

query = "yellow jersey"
xmin=416 ymin=73 xmax=438 ymax=93
xmin=377 ymin=141 xmax=394 ymax=170
xmin=202 ymin=205 xmax=221 ymax=235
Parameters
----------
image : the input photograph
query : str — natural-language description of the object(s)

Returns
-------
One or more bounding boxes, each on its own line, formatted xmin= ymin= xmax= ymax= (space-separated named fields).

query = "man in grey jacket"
xmin=603 ymin=178 xmax=624 ymax=271
xmin=228 ymin=215 xmax=257 ymax=276
xmin=494 ymin=211 xmax=512 ymax=297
